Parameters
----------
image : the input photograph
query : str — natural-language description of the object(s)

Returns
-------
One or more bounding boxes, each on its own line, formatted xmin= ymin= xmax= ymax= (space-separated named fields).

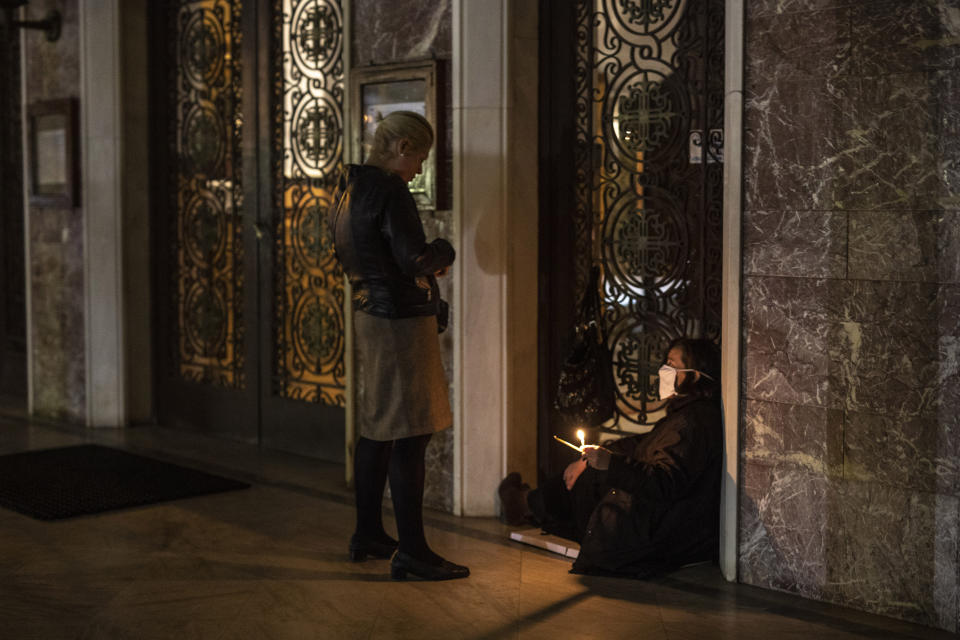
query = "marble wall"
xmin=351 ymin=0 xmax=455 ymax=512
xmin=23 ymin=0 xmax=86 ymax=423
xmin=740 ymin=0 xmax=960 ymax=632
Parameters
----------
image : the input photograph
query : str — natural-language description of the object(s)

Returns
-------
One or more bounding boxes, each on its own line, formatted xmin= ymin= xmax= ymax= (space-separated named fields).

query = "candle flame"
xmin=577 ymin=429 xmax=585 ymax=448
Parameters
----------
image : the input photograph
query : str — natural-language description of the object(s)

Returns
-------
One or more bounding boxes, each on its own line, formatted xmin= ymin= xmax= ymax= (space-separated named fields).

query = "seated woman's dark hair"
xmin=667 ymin=337 xmax=721 ymax=398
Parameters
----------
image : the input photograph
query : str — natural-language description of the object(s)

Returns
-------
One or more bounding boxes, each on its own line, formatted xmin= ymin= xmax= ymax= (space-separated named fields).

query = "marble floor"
xmin=0 ymin=417 xmax=951 ymax=640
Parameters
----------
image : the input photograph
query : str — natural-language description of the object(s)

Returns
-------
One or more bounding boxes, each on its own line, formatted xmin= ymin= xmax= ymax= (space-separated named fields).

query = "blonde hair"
xmin=367 ymin=111 xmax=434 ymax=164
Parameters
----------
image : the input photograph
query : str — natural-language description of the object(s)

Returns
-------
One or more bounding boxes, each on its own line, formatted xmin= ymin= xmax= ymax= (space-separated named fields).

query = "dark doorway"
xmin=149 ymin=0 xmax=346 ymax=462
xmin=539 ymin=0 xmax=724 ymax=479
xmin=0 ymin=24 xmax=27 ymax=414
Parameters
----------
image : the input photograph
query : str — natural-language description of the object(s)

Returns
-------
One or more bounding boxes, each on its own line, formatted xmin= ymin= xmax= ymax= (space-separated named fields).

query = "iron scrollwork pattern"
xmin=272 ymin=0 xmax=346 ymax=406
xmin=170 ymin=0 xmax=245 ymax=388
xmin=575 ymin=0 xmax=724 ymax=428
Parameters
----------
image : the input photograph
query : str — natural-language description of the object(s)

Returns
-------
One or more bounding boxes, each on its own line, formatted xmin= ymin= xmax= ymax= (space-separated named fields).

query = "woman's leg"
xmin=353 ymin=436 xmax=394 ymax=545
xmin=388 ymin=433 xmax=436 ymax=561
xmin=387 ymin=433 xmax=470 ymax=580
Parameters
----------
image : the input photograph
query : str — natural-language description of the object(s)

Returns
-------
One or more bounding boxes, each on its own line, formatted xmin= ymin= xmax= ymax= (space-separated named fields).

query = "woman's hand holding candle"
xmin=581 ymin=445 xmax=612 ymax=471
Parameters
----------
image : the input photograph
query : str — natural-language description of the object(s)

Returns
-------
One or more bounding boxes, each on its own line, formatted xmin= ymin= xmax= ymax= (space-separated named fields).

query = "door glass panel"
xmin=576 ymin=0 xmax=724 ymax=428
xmin=273 ymin=0 xmax=346 ymax=405
xmin=172 ymin=0 xmax=245 ymax=388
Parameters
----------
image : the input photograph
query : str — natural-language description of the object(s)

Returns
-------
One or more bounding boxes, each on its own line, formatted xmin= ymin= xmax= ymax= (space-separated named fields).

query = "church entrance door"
xmin=151 ymin=0 xmax=347 ymax=461
xmin=539 ymin=0 xmax=725 ymax=477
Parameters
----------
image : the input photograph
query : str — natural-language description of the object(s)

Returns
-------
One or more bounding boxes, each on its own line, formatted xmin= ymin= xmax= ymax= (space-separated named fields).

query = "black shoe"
xmin=348 ymin=533 xmax=398 ymax=562
xmin=390 ymin=551 xmax=470 ymax=581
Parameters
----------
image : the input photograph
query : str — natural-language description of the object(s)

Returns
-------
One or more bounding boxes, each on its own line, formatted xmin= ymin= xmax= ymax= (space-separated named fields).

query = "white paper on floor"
xmin=509 ymin=528 xmax=580 ymax=559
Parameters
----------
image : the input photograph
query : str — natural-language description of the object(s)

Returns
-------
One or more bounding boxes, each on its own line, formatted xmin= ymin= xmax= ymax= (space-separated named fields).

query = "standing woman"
xmin=328 ymin=111 xmax=467 ymax=581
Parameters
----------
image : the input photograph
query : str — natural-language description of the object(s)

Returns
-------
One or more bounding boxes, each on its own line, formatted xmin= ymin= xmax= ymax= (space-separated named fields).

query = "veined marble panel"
xmin=745 ymin=277 xmax=955 ymax=418
xmin=938 ymin=285 xmax=960 ymax=436
xmin=841 ymin=279 xmax=939 ymax=324
xmin=742 ymin=276 xmax=847 ymax=408
xmin=847 ymin=210 xmax=959 ymax=283
xmin=836 ymin=73 xmax=939 ymax=211
xmin=851 ymin=0 xmax=960 ymax=76
xmin=839 ymin=280 xmax=941 ymax=418
xmin=738 ymin=462 xmax=841 ymax=601
xmin=742 ymin=0 xmax=960 ymax=633
xmin=419 ymin=201 xmax=455 ymax=512
xmin=744 ymin=77 xmax=850 ymax=211
xmin=835 ymin=480 xmax=959 ymax=632
xmin=29 ymin=209 xmax=85 ymax=423
xmin=424 ymin=428 xmax=453 ymax=512
xmin=940 ymin=284 xmax=960 ymax=353
xmin=844 ymin=411 xmax=960 ymax=495
xmin=743 ymin=210 xmax=847 ymax=278
xmin=352 ymin=0 xmax=451 ymax=65
xmin=937 ymin=72 xmax=960 ymax=210
xmin=748 ymin=0 xmax=858 ymax=18
xmin=848 ymin=211 xmax=938 ymax=282
xmin=23 ymin=0 xmax=84 ymax=423
xmin=939 ymin=213 xmax=960 ymax=285
xmin=23 ymin=0 xmax=79 ymax=98
xmin=745 ymin=7 xmax=851 ymax=89
xmin=743 ymin=399 xmax=843 ymax=475
xmin=425 ymin=211 xmax=453 ymax=514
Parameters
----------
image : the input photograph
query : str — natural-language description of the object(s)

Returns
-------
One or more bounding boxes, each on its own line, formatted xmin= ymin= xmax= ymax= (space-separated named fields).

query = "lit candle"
xmin=577 ymin=429 xmax=585 ymax=450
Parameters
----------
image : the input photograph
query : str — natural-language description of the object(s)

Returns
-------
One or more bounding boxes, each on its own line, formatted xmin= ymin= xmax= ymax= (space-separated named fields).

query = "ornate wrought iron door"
xmin=272 ymin=0 xmax=345 ymax=406
xmin=257 ymin=0 xmax=346 ymax=456
xmin=169 ymin=0 xmax=246 ymax=389
xmin=154 ymin=0 xmax=345 ymax=460
xmin=573 ymin=0 xmax=724 ymax=429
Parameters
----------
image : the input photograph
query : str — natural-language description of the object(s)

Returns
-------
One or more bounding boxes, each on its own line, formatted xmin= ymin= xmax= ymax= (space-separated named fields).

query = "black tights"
xmin=353 ymin=433 xmax=437 ymax=561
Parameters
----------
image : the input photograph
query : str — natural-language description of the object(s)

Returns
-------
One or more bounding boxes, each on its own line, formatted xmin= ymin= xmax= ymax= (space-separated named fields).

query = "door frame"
xmin=147 ymin=0 xmax=347 ymax=459
xmin=147 ymin=0 xmax=260 ymax=443
xmin=531 ymin=0 xmax=742 ymax=581
xmin=253 ymin=0 xmax=347 ymax=461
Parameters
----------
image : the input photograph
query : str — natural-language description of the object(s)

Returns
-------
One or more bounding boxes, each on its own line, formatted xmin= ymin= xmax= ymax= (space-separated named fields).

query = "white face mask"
xmin=657 ymin=365 xmax=713 ymax=400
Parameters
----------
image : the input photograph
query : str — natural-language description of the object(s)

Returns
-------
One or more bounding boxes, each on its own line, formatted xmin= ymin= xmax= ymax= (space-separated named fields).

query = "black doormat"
xmin=0 ymin=444 xmax=249 ymax=520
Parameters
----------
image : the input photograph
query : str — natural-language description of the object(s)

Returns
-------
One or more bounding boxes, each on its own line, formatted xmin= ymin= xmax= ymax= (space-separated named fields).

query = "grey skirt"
xmin=354 ymin=311 xmax=453 ymax=441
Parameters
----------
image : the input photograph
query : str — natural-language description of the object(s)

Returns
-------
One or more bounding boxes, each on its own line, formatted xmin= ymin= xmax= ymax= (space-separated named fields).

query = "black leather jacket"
xmin=327 ymin=164 xmax=455 ymax=318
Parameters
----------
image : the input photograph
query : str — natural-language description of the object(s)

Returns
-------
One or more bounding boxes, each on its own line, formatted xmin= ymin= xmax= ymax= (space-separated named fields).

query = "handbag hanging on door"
xmin=554 ymin=266 xmax=616 ymax=427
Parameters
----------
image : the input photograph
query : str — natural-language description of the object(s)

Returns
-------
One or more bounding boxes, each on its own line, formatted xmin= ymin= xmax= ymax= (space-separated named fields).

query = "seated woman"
xmin=499 ymin=337 xmax=722 ymax=578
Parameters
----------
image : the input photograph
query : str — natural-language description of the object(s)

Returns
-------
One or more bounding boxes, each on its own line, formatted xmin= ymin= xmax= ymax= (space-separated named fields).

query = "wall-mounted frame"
xmin=28 ymin=98 xmax=78 ymax=208
xmin=349 ymin=60 xmax=437 ymax=210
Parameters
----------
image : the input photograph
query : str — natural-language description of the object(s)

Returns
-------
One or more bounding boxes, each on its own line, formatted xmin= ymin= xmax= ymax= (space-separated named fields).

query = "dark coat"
xmin=327 ymin=164 xmax=455 ymax=318
xmin=572 ymin=394 xmax=723 ymax=577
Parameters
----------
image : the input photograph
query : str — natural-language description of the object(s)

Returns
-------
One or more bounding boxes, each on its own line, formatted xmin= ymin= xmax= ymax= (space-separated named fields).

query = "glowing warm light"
xmin=577 ymin=429 xmax=586 ymax=449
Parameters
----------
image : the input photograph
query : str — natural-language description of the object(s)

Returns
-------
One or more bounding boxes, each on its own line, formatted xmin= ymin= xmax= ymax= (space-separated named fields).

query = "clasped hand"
xmin=563 ymin=445 xmax=613 ymax=490
xmin=581 ymin=445 xmax=612 ymax=471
